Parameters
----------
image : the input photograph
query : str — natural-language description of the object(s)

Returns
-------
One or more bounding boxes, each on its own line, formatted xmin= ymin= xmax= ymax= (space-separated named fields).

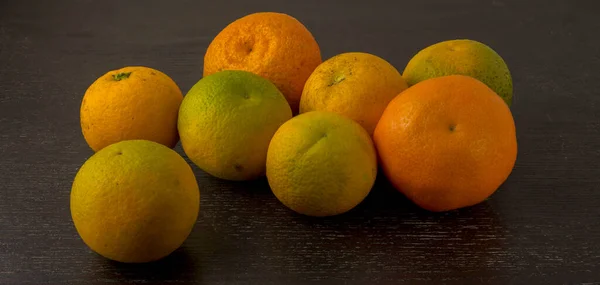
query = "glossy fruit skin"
xmin=203 ymin=12 xmax=322 ymax=113
xmin=374 ymin=75 xmax=517 ymax=212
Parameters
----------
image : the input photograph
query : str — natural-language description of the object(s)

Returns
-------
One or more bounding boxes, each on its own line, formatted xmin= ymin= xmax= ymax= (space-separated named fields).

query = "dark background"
xmin=1 ymin=0 xmax=599 ymax=284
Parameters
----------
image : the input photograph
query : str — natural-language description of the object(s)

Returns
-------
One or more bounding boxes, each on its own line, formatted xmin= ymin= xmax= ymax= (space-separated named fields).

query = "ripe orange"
xmin=300 ymin=52 xmax=408 ymax=135
xmin=203 ymin=12 xmax=322 ymax=112
xmin=80 ymin=66 xmax=183 ymax=152
xmin=373 ymin=75 xmax=517 ymax=212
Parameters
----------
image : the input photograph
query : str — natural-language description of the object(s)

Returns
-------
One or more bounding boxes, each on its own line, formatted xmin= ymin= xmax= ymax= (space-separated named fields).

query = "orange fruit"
xmin=266 ymin=111 xmax=377 ymax=217
xmin=71 ymin=140 xmax=199 ymax=263
xmin=373 ymin=75 xmax=517 ymax=212
xmin=80 ymin=66 xmax=183 ymax=152
xmin=178 ymin=70 xmax=292 ymax=181
xmin=403 ymin=39 xmax=513 ymax=105
xmin=203 ymin=12 xmax=322 ymax=112
xmin=300 ymin=52 xmax=408 ymax=135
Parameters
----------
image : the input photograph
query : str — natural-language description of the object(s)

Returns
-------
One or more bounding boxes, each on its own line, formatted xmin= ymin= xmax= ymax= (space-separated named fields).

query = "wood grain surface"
xmin=1 ymin=0 xmax=599 ymax=284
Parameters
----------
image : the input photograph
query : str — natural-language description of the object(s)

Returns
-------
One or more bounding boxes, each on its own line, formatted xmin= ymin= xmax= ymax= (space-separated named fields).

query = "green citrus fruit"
xmin=178 ymin=70 xmax=292 ymax=181
xmin=403 ymin=39 xmax=513 ymax=105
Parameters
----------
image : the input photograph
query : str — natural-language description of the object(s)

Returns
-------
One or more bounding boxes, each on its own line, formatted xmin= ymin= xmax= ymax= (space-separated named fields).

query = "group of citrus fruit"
xmin=70 ymin=12 xmax=517 ymax=263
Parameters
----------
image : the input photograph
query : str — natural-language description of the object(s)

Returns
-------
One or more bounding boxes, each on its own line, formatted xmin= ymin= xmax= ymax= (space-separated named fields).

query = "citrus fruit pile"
xmin=71 ymin=12 xmax=517 ymax=263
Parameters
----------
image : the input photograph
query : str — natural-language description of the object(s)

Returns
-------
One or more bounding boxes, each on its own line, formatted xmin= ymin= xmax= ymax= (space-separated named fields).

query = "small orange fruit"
xmin=71 ymin=140 xmax=199 ymax=263
xmin=178 ymin=70 xmax=292 ymax=181
xmin=373 ymin=75 xmax=517 ymax=212
xmin=267 ymin=111 xmax=377 ymax=217
xmin=80 ymin=66 xmax=183 ymax=152
xmin=300 ymin=52 xmax=408 ymax=135
xmin=203 ymin=12 xmax=322 ymax=112
xmin=403 ymin=39 xmax=513 ymax=105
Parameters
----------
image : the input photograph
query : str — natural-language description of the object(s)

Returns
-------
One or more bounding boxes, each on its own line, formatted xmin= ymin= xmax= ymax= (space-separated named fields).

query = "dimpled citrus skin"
xmin=402 ymin=39 xmax=513 ymax=106
xmin=374 ymin=75 xmax=517 ymax=212
xmin=203 ymin=12 xmax=322 ymax=113
xmin=266 ymin=111 xmax=377 ymax=217
xmin=178 ymin=70 xmax=292 ymax=181
xmin=300 ymin=52 xmax=408 ymax=135
xmin=80 ymin=66 xmax=183 ymax=152
xmin=70 ymin=140 xmax=200 ymax=263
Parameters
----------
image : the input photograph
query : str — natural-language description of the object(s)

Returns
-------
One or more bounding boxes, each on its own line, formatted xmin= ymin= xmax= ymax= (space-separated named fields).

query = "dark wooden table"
xmin=1 ymin=0 xmax=599 ymax=284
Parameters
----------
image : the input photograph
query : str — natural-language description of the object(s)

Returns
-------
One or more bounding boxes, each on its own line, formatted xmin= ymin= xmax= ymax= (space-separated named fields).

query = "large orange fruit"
xmin=373 ymin=75 xmax=517 ymax=212
xmin=80 ymin=66 xmax=183 ymax=152
xmin=203 ymin=12 xmax=322 ymax=112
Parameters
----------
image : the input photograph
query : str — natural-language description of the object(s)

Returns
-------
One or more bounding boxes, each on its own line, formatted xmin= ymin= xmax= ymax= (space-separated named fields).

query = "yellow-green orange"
xmin=403 ymin=39 xmax=513 ymax=105
xmin=266 ymin=111 xmax=377 ymax=217
xmin=300 ymin=52 xmax=408 ymax=135
xmin=70 ymin=140 xmax=200 ymax=263
xmin=178 ymin=70 xmax=292 ymax=181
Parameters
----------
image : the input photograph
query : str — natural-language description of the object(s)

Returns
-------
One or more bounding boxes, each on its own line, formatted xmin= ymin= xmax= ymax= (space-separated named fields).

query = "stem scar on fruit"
xmin=113 ymin=72 xmax=132 ymax=81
